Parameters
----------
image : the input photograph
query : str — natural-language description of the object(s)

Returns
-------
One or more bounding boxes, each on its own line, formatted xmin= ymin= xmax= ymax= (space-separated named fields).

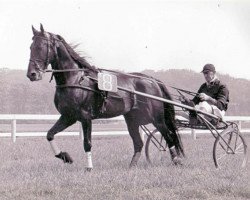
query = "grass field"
xmin=0 ymin=135 xmax=249 ymax=200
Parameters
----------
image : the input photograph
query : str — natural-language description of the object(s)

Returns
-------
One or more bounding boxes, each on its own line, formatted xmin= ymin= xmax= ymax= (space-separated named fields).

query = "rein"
xmin=45 ymin=68 xmax=87 ymax=73
xmin=56 ymin=84 xmax=99 ymax=93
xmin=30 ymin=33 xmax=197 ymax=99
xmin=43 ymin=67 xmax=198 ymax=99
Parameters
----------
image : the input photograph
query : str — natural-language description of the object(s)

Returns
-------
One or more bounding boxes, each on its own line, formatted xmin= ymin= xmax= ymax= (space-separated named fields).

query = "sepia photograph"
xmin=0 ymin=0 xmax=249 ymax=199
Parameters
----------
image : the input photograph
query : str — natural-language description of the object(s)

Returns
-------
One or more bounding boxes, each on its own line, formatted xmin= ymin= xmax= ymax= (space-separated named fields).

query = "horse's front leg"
xmin=81 ymin=119 xmax=93 ymax=171
xmin=47 ymin=115 xmax=76 ymax=163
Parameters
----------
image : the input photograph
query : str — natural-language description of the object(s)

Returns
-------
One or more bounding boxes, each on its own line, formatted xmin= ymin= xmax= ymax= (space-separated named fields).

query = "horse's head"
xmin=27 ymin=24 xmax=56 ymax=81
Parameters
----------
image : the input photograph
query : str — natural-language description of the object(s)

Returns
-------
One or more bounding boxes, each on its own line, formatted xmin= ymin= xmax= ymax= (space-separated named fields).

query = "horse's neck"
xmin=51 ymin=46 xmax=81 ymax=85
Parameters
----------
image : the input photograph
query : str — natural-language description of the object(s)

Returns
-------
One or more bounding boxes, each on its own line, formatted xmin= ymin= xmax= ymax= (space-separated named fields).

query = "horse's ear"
xmin=40 ymin=23 xmax=45 ymax=33
xmin=32 ymin=25 xmax=39 ymax=35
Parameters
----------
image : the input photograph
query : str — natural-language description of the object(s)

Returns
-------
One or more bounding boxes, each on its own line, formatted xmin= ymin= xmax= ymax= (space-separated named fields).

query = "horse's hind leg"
xmin=153 ymin=122 xmax=183 ymax=165
xmin=47 ymin=115 xmax=76 ymax=163
xmin=124 ymin=116 xmax=143 ymax=168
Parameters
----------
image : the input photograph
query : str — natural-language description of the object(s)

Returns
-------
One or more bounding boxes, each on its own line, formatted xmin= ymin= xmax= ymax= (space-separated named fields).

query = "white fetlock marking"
xmin=87 ymin=152 xmax=93 ymax=169
xmin=170 ymin=146 xmax=175 ymax=150
xmin=49 ymin=140 xmax=61 ymax=155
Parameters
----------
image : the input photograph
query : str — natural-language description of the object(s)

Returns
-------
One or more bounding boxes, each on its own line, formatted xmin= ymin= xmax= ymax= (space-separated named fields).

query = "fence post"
xmin=238 ymin=120 xmax=242 ymax=132
xmin=11 ymin=119 xmax=17 ymax=143
xmin=79 ymin=122 xmax=83 ymax=140
xmin=191 ymin=129 xmax=196 ymax=140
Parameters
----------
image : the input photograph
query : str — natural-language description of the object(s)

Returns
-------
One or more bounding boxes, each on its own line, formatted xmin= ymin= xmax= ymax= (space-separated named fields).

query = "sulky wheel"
xmin=145 ymin=129 xmax=169 ymax=166
xmin=213 ymin=123 xmax=247 ymax=169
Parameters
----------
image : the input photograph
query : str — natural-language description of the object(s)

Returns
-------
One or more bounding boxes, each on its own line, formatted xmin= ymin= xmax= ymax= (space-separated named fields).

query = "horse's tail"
xmin=159 ymin=83 xmax=185 ymax=157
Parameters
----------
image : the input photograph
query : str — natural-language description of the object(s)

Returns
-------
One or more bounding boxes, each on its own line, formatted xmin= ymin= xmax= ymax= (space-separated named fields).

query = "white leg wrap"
xmin=170 ymin=146 xmax=175 ymax=150
xmin=49 ymin=140 xmax=61 ymax=155
xmin=86 ymin=152 xmax=93 ymax=169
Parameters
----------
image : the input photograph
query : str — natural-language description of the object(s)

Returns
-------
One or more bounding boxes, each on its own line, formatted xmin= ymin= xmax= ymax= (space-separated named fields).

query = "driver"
xmin=183 ymin=64 xmax=229 ymax=124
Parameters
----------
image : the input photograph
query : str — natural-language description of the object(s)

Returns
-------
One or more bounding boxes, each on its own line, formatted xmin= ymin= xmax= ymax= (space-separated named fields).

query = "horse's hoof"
xmin=55 ymin=152 xmax=73 ymax=164
xmin=129 ymin=152 xmax=141 ymax=168
xmin=172 ymin=157 xmax=183 ymax=166
xmin=129 ymin=163 xmax=137 ymax=169
xmin=85 ymin=167 xmax=93 ymax=172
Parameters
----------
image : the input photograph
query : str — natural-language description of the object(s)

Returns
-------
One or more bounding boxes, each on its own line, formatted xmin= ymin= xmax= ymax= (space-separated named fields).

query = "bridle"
xmin=29 ymin=33 xmax=87 ymax=74
xmin=29 ymin=32 xmax=99 ymax=93
xmin=29 ymin=33 xmax=53 ymax=73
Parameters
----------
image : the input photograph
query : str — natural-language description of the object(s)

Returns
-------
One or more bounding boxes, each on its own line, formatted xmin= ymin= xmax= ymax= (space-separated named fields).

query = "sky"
xmin=0 ymin=0 xmax=250 ymax=79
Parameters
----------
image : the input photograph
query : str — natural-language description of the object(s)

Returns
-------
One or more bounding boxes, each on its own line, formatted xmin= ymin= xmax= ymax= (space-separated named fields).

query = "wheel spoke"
xmin=235 ymin=151 xmax=244 ymax=154
xmin=217 ymin=152 xmax=228 ymax=161
xmin=235 ymin=143 xmax=244 ymax=152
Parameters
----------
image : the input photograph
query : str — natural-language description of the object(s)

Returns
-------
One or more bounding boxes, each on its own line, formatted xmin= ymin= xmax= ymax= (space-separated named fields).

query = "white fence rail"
xmin=0 ymin=114 xmax=250 ymax=142
xmin=0 ymin=114 xmax=126 ymax=142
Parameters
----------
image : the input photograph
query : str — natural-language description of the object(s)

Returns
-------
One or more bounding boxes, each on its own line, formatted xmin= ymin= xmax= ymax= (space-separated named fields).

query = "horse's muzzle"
xmin=27 ymin=71 xmax=42 ymax=81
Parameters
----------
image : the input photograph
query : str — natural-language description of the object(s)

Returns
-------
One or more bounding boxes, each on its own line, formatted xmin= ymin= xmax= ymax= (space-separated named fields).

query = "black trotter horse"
xmin=27 ymin=24 xmax=184 ymax=169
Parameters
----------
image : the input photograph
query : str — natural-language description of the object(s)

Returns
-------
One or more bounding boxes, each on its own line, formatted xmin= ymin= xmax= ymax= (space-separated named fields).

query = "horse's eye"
xmin=36 ymin=46 xmax=42 ymax=51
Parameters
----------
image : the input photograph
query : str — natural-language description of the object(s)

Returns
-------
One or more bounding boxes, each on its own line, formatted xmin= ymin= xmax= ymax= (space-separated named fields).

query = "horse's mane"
xmin=55 ymin=34 xmax=97 ymax=72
